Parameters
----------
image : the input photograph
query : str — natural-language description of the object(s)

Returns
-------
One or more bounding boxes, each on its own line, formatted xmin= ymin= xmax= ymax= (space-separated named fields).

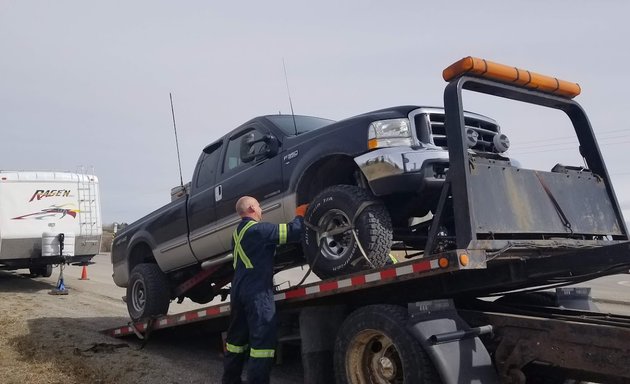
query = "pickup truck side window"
xmin=223 ymin=128 xmax=266 ymax=172
xmin=196 ymin=142 xmax=222 ymax=188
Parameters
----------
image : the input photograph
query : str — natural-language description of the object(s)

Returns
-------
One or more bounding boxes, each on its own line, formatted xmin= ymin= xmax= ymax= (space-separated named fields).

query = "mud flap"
xmin=407 ymin=299 xmax=499 ymax=384
xmin=555 ymin=287 xmax=600 ymax=311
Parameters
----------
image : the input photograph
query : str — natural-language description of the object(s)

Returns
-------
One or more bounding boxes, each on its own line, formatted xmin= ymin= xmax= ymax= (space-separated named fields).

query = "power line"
xmin=514 ymin=128 xmax=630 ymax=145
xmin=511 ymin=139 xmax=630 ymax=155
xmin=514 ymin=133 xmax=630 ymax=150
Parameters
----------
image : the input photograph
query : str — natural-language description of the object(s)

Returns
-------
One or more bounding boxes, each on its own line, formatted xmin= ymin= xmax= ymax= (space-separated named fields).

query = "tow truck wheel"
xmin=334 ymin=305 xmax=439 ymax=384
xmin=29 ymin=264 xmax=53 ymax=278
xmin=303 ymin=185 xmax=392 ymax=279
xmin=127 ymin=263 xmax=171 ymax=321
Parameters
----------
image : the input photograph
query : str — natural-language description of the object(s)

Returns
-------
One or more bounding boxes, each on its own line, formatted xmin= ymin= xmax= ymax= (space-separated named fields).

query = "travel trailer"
xmin=0 ymin=171 xmax=102 ymax=276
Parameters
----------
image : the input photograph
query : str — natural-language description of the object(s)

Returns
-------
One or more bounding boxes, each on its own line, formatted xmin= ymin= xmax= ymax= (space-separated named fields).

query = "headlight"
xmin=367 ymin=118 xmax=412 ymax=149
xmin=493 ymin=133 xmax=510 ymax=153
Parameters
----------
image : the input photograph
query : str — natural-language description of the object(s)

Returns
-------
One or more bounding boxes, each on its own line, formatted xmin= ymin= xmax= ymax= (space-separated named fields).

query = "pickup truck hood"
xmin=280 ymin=105 xmax=422 ymax=149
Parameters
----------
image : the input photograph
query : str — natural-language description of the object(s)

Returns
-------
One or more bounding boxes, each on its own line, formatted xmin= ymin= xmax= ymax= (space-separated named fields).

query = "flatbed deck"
xmin=104 ymin=241 xmax=630 ymax=338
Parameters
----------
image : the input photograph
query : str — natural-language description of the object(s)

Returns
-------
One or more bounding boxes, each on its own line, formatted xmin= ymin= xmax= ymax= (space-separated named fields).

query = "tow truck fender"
xmin=407 ymin=300 xmax=499 ymax=384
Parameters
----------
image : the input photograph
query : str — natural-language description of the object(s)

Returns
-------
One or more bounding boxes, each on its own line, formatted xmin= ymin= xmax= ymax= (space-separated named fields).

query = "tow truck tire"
xmin=127 ymin=263 xmax=171 ymax=321
xmin=334 ymin=305 xmax=439 ymax=384
xmin=303 ymin=185 xmax=392 ymax=279
xmin=29 ymin=264 xmax=53 ymax=278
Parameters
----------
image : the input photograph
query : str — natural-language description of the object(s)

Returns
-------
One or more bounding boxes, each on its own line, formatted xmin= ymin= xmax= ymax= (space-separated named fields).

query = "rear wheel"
xmin=334 ymin=305 xmax=439 ymax=384
xmin=29 ymin=264 xmax=53 ymax=277
xmin=127 ymin=263 xmax=171 ymax=321
xmin=303 ymin=185 xmax=392 ymax=279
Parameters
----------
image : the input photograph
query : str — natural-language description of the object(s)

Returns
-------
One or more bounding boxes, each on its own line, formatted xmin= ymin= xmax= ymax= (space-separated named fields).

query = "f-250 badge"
xmin=283 ymin=150 xmax=299 ymax=163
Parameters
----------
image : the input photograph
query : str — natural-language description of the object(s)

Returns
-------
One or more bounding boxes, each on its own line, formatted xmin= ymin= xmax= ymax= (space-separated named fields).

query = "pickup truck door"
xmin=187 ymin=141 xmax=227 ymax=259
xmin=214 ymin=124 xmax=284 ymax=250
xmin=147 ymin=197 xmax=198 ymax=272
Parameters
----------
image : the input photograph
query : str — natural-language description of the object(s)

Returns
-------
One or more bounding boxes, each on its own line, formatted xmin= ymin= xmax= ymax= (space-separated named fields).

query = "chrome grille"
xmin=428 ymin=113 xmax=500 ymax=152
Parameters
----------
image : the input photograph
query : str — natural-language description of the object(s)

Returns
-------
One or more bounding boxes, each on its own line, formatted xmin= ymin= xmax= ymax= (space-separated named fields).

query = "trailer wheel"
xmin=334 ymin=305 xmax=439 ymax=384
xmin=127 ymin=263 xmax=171 ymax=321
xmin=303 ymin=185 xmax=392 ymax=279
xmin=29 ymin=264 xmax=53 ymax=278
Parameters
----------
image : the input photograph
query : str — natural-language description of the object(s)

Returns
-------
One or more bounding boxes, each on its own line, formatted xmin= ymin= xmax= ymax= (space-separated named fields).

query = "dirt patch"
xmin=0 ymin=270 xmax=300 ymax=383
xmin=0 ymin=271 xmax=222 ymax=383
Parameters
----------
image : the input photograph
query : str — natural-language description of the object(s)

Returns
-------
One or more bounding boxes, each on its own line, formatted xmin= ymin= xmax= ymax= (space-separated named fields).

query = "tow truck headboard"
xmin=441 ymin=57 xmax=628 ymax=250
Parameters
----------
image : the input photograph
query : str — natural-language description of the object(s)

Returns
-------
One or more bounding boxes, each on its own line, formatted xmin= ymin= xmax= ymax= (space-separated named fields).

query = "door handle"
xmin=215 ymin=185 xmax=223 ymax=202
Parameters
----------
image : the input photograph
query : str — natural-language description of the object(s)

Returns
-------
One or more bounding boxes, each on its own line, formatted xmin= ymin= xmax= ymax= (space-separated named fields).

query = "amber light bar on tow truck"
xmin=442 ymin=56 xmax=581 ymax=99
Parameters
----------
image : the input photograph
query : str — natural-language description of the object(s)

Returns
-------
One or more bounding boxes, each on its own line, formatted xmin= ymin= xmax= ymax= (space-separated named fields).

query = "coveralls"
xmin=222 ymin=216 xmax=304 ymax=384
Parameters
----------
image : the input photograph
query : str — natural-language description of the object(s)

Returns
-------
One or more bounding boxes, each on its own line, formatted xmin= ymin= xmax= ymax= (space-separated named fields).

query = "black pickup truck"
xmin=112 ymin=106 xmax=507 ymax=320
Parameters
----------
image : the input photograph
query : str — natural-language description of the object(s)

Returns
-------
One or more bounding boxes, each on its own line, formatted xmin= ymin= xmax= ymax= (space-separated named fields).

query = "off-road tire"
xmin=303 ymin=185 xmax=392 ymax=279
xmin=127 ymin=263 xmax=171 ymax=321
xmin=29 ymin=264 xmax=53 ymax=278
xmin=334 ymin=305 xmax=439 ymax=384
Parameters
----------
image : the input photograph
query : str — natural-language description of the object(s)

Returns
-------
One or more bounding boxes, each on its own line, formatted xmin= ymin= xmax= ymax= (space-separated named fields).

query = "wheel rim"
xmin=131 ymin=279 xmax=146 ymax=313
xmin=316 ymin=209 xmax=354 ymax=261
xmin=346 ymin=329 xmax=404 ymax=384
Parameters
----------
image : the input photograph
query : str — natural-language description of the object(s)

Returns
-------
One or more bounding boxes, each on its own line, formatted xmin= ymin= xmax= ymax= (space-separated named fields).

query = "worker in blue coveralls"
xmin=222 ymin=195 xmax=308 ymax=384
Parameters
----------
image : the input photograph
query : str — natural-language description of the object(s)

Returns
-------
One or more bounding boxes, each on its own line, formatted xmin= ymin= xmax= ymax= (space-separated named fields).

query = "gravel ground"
xmin=2 ymin=253 xmax=628 ymax=384
xmin=0 ymin=255 xmax=305 ymax=384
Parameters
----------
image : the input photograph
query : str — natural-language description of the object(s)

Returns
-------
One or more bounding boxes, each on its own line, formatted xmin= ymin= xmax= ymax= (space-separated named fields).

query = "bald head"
xmin=236 ymin=196 xmax=262 ymax=221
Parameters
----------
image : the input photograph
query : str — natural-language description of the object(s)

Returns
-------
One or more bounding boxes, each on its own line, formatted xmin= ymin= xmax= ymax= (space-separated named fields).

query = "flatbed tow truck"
xmin=104 ymin=57 xmax=630 ymax=383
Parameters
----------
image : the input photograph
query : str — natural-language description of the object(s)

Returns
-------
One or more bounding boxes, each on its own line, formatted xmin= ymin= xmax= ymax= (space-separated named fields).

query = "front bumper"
xmin=354 ymin=146 xmax=449 ymax=196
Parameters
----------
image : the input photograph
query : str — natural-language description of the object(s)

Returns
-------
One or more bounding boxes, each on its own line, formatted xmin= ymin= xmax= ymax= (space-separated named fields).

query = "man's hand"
xmin=295 ymin=204 xmax=309 ymax=217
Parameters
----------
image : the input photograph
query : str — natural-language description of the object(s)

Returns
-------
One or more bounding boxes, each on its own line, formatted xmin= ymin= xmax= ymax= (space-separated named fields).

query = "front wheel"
xmin=127 ymin=263 xmax=171 ymax=321
xmin=303 ymin=185 xmax=392 ymax=279
xmin=334 ymin=305 xmax=439 ymax=384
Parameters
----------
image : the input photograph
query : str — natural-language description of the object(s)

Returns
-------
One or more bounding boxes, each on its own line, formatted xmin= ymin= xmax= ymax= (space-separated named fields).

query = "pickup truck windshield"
xmin=266 ymin=115 xmax=335 ymax=136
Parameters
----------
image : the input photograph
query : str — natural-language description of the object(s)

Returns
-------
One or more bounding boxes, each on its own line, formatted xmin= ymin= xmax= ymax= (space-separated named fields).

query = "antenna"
xmin=169 ymin=92 xmax=185 ymax=188
xmin=282 ymin=58 xmax=299 ymax=136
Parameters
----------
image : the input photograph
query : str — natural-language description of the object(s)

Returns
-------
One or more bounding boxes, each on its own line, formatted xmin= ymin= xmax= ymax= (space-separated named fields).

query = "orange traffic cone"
xmin=79 ymin=265 xmax=89 ymax=280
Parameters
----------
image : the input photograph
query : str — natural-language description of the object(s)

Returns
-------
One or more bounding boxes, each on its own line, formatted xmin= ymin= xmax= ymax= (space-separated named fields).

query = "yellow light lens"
xmin=368 ymin=138 xmax=378 ymax=149
xmin=438 ymin=257 xmax=449 ymax=268
xmin=443 ymin=56 xmax=581 ymax=99
xmin=459 ymin=254 xmax=469 ymax=267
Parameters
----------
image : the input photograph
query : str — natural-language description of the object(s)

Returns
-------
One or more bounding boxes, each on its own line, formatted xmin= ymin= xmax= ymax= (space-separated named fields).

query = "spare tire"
xmin=303 ymin=185 xmax=392 ymax=279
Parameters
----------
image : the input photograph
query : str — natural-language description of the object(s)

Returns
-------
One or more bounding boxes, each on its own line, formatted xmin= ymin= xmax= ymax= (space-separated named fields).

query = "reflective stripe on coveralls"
xmin=250 ymin=348 xmax=275 ymax=358
xmin=232 ymin=221 xmax=257 ymax=269
xmin=278 ymin=223 xmax=287 ymax=245
xmin=225 ymin=343 xmax=248 ymax=354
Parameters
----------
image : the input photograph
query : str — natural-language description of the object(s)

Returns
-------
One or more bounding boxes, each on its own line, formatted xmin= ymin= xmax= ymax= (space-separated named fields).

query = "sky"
xmin=1 ymin=0 xmax=630 ymax=229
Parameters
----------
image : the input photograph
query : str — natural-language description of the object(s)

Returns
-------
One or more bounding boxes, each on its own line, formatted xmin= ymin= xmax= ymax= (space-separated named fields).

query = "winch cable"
xmin=294 ymin=201 xmax=377 ymax=288
xmin=128 ymin=316 xmax=158 ymax=348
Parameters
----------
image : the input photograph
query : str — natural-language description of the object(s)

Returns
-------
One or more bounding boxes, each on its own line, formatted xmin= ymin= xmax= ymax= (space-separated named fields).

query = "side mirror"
xmin=240 ymin=134 xmax=279 ymax=163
